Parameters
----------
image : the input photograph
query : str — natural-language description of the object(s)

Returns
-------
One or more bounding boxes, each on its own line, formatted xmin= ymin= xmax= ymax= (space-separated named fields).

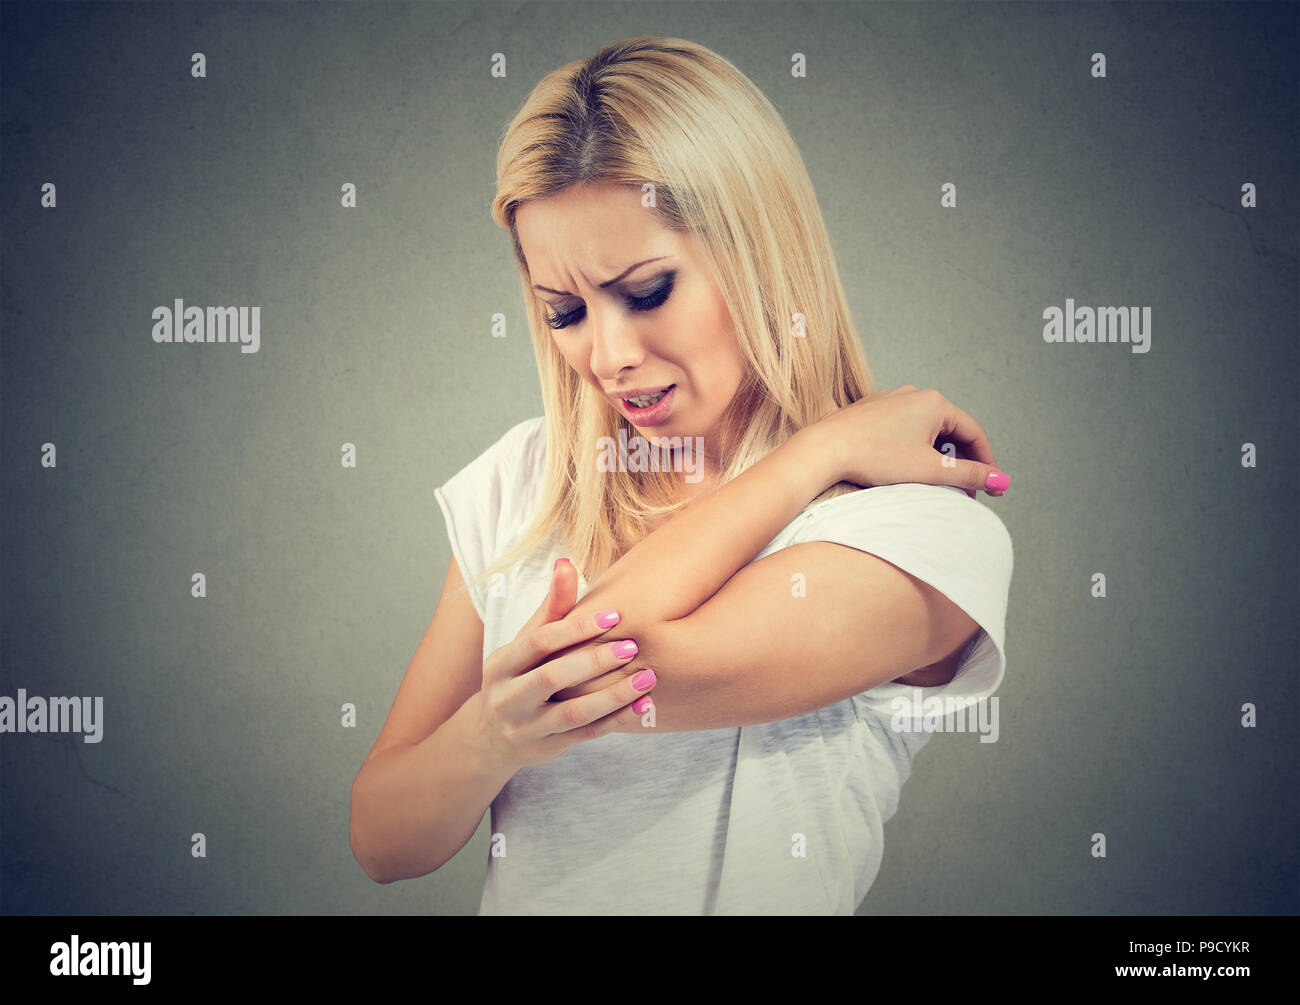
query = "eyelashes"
xmin=543 ymin=271 xmax=676 ymax=330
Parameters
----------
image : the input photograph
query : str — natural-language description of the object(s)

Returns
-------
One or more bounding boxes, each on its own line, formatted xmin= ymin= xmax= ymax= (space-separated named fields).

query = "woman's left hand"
xmin=807 ymin=385 xmax=1008 ymax=500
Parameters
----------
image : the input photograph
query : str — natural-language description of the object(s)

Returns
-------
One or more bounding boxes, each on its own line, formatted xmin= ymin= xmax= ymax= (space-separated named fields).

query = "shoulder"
xmin=800 ymin=483 xmax=1012 ymax=558
xmin=482 ymin=414 xmax=547 ymax=467
xmin=501 ymin=415 xmax=548 ymax=504
xmin=491 ymin=415 xmax=547 ymax=483
xmin=793 ymin=481 xmax=1013 ymax=652
xmin=437 ymin=416 xmax=546 ymax=495
xmin=795 ymin=484 xmax=1018 ymax=709
xmin=432 ymin=416 xmax=547 ymax=616
xmin=503 ymin=414 xmax=547 ymax=454
xmin=432 ymin=414 xmax=546 ymax=519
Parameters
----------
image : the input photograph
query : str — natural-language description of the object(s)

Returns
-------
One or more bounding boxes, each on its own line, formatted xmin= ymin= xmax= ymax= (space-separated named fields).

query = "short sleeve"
xmin=432 ymin=416 xmax=546 ymax=622
xmin=789 ymin=483 xmax=1014 ymax=711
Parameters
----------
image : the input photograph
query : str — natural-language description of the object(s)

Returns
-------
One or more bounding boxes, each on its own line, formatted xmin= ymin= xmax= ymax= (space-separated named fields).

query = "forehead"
xmin=516 ymin=183 xmax=671 ymax=280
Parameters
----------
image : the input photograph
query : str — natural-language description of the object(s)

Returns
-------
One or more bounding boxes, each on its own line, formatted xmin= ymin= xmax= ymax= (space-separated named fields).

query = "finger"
xmin=920 ymin=455 xmax=1010 ymax=497
xmin=514 ymin=636 xmax=643 ymax=706
xmin=934 ymin=400 xmax=995 ymax=469
xmin=929 ymin=437 xmax=978 ymax=500
xmin=484 ymin=560 xmax=586 ymax=686
xmin=532 ymin=558 xmax=578 ymax=630
xmin=515 ymin=559 xmax=580 ymax=652
xmin=510 ymin=603 xmax=626 ymax=679
xmin=539 ymin=666 xmax=657 ymax=740
xmin=534 ymin=691 xmax=656 ymax=760
xmin=955 ymin=445 xmax=1004 ymax=498
xmin=931 ymin=401 xmax=1007 ymax=493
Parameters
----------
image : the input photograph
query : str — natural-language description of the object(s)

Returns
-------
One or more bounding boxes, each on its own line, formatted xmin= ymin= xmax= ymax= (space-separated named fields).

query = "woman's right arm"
xmin=348 ymin=555 xmax=505 ymax=883
xmin=349 ymin=555 xmax=655 ymax=883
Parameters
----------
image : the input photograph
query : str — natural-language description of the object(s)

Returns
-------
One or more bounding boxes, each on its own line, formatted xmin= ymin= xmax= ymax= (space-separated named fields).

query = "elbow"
xmin=364 ymin=866 xmax=400 ymax=887
xmin=354 ymin=850 xmax=393 ymax=885
xmin=353 ymin=840 xmax=449 ymax=885
xmin=349 ymin=785 xmax=449 ymax=885
xmin=349 ymin=771 xmax=400 ymax=885
xmin=630 ymin=615 xmax=719 ymax=723
xmin=351 ymin=820 xmax=417 ymax=885
xmin=350 ymin=832 xmax=393 ymax=885
xmin=349 ymin=812 xmax=392 ymax=884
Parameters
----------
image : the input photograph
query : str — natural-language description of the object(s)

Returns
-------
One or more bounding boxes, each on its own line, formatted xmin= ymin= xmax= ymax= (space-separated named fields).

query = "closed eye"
xmin=543 ymin=272 xmax=675 ymax=330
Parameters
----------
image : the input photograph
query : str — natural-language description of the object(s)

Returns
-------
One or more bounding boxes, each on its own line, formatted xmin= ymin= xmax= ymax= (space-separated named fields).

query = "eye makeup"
xmin=543 ymin=270 xmax=676 ymax=330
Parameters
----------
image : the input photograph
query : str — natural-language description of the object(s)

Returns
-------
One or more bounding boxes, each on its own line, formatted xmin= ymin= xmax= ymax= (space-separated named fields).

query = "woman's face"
xmin=515 ymin=182 xmax=747 ymax=455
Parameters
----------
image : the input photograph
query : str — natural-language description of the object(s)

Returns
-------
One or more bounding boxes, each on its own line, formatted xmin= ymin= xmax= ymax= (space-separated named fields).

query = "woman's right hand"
xmin=463 ymin=558 xmax=657 ymax=774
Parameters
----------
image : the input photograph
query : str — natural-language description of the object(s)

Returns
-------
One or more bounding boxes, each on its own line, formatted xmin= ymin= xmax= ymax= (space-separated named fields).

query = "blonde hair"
xmin=463 ymin=36 xmax=874 ymax=600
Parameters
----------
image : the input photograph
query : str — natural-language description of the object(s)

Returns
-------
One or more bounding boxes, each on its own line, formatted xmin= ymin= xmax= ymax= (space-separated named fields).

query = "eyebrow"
xmin=531 ymin=256 xmax=673 ymax=296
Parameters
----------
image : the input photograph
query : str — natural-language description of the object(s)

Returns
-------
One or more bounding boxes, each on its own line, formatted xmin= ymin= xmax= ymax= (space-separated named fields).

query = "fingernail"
xmin=985 ymin=470 xmax=1009 ymax=492
xmin=595 ymin=609 xmax=620 ymax=628
xmin=632 ymin=696 xmax=654 ymax=715
xmin=554 ymin=557 xmax=570 ymax=571
xmin=612 ymin=640 xmax=638 ymax=659
xmin=631 ymin=669 xmax=657 ymax=690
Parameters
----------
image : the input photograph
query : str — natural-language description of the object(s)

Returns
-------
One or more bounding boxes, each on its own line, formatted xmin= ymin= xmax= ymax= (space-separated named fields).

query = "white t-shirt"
xmin=433 ymin=415 xmax=1014 ymax=915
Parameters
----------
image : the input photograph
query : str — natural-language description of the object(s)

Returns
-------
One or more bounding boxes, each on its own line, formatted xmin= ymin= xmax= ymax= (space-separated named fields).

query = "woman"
xmin=349 ymin=37 xmax=1013 ymax=915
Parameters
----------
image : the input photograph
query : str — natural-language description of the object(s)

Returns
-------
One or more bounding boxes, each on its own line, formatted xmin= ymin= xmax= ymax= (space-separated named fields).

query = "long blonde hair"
xmin=465 ymin=36 xmax=874 ymax=598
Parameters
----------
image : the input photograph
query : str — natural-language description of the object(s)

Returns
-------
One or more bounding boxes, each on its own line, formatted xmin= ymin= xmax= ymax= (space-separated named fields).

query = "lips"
xmin=616 ymin=384 xmax=677 ymax=426
xmin=623 ymin=386 xmax=672 ymax=407
xmin=611 ymin=384 xmax=674 ymax=404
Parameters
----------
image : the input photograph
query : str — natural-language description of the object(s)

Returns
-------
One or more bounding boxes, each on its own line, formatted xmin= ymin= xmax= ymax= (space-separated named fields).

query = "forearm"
xmin=571 ymin=426 xmax=833 ymax=627
xmin=349 ymin=691 xmax=514 ymax=883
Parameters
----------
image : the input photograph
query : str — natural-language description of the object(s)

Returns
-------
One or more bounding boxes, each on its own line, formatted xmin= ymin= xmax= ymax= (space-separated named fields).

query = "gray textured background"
xmin=1 ymin=0 xmax=1295 ymax=916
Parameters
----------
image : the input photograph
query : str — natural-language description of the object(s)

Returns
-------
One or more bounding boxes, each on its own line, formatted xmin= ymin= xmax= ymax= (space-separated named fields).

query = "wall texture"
xmin=1 ymin=0 xmax=1295 ymax=916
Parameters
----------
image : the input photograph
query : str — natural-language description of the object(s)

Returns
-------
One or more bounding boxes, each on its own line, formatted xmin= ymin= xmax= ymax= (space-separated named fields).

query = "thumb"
xmin=548 ymin=557 xmax=580 ymax=617
xmin=526 ymin=557 xmax=579 ymax=630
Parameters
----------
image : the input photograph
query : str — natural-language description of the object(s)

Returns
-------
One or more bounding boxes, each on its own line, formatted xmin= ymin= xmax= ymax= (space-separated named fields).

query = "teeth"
xmin=626 ymin=388 xmax=668 ymax=408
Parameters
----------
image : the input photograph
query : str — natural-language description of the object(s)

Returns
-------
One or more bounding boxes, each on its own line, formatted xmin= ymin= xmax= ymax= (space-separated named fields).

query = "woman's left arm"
xmin=552 ymin=386 xmax=1008 ymax=732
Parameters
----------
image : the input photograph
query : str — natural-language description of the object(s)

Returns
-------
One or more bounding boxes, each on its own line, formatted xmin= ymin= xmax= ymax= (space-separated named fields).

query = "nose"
xmin=587 ymin=305 xmax=646 ymax=382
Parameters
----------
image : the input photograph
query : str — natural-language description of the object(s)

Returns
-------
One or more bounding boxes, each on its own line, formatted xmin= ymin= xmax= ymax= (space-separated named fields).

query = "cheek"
xmin=554 ymin=339 xmax=589 ymax=376
xmin=705 ymin=294 xmax=742 ymax=370
xmin=678 ymin=289 xmax=734 ymax=361
xmin=710 ymin=313 xmax=745 ymax=379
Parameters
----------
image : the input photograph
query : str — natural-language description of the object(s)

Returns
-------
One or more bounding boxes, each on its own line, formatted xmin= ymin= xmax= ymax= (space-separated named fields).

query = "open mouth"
xmin=623 ymin=385 xmax=674 ymax=408
xmin=618 ymin=384 xmax=677 ymax=425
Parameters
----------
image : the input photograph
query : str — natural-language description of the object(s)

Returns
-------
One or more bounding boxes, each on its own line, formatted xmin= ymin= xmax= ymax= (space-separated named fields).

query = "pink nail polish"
xmin=631 ymin=669 xmax=657 ymax=690
xmin=632 ymin=696 xmax=653 ymax=715
xmin=554 ymin=557 xmax=570 ymax=571
xmin=612 ymin=640 xmax=638 ymax=659
xmin=985 ymin=470 xmax=1009 ymax=492
xmin=595 ymin=609 xmax=620 ymax=628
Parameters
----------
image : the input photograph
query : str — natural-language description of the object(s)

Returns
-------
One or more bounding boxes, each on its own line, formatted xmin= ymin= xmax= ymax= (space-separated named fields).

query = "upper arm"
xmin=361 ymin=555 xmax=486 ymax=764
xmin=627 ymin=540 xmax=980 ymax=732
